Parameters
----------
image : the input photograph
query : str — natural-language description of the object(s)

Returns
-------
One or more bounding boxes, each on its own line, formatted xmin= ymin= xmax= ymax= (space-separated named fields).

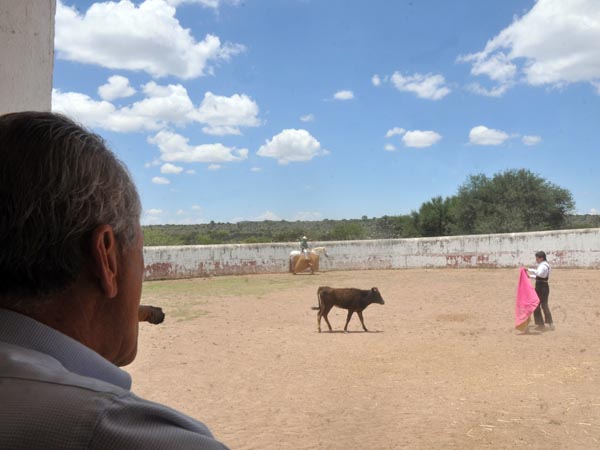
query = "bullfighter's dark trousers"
xmin=533 ymin=281 xmax=553 ymax=325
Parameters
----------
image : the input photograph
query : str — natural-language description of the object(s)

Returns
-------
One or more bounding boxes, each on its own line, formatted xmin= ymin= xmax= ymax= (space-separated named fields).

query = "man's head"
xmin=0 ymin=111 xmax=143 ymax=365
xmin=535 ymin=251 xmax=547 ymax=262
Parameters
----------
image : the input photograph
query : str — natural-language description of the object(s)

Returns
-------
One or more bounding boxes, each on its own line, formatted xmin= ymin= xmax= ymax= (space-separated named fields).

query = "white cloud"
xmin=55 ymin=0 xmax=244 ymax=79
xmin=294 ymin=211 xmax=323 ymax=221
xmin=149 ymin=130 xmax=248 ymax=163
xmin=384 ymin=127 xmax=441 ymax=148
xmin=144 ymin=159 xmax=162 ymax=168
xmin=257 ymin=129 xmax=328 ymax=164
xmin=255 ymin=211 xmax=280 ymax=221
xmin=98 ymin=75 xmax=136 ymax=101
xmin=371 ymin=74 xmax=381 ymax=86
xmin=52 ymin=90 xmax=124 ymax=130
xmin=130 ymin=82 xmax=196 ymax=126
xmin=141 ymin=211 xmax=163 ymax=225
xmin=385 ymin=127 xmax=406 ymax=138
xmin=469 ymin=126 xmax=510 ymax=146
xmin=176 ymin=209 xmax=185 ymax=215
xmin=54 ymin=84 xmax=261 ymax=136
xmin=459 ymin=0 xmax=600 ymax=95
xmin=175 ymin=217 xmax=206 ymax=225
xmin=402 ymin=130 xmax=442 ymax=148
xmin=390 ymin=72 xmax=450 ymax=100
xmin=152 ymin=176 xmax=171 ymax=185
xmin=208 ymin=164 xmax=222 ymax=170
xmin=465 ymin=82 xmax=511 ymax=98
xmin=186 ymin=169 xmax=196 ymax=174
xmin=300 ymin=114 xmax=315 ymax=122
xmin=333 ymin=90 xmax=354 ymax=100
xmin=191 ymin=91 xmax=260 ymax=135
xmin=589 ymin=208 xmax=599 ymax=215
xmin=52 ymin=82 xmax=195 ymax=132
xmin=250 ymin=167 xmax=262 ymax=172
xmin=191 ymin=205 xmax=202 ymax=210
xmin=522 ymin=135 xmax=542 ymax=146
xmin=460 ymin=52 xmax=517 ymax=84
xmin=166 ymin=0 xmax=237 ymax=8
xmin=160 ymin=163 xmax=184 ymax=174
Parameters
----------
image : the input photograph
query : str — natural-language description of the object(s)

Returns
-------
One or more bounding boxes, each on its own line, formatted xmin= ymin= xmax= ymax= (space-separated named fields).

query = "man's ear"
xmin=89 ymin=224 xmax=119 ymax=298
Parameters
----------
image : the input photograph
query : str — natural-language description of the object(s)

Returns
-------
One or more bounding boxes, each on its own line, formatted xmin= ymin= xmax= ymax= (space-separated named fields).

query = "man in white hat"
xmin=300 ymin=236 xmax=310 ymax=259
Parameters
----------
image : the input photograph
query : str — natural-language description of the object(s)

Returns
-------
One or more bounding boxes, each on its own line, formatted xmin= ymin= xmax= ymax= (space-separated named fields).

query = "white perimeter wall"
xmin=143 ymin=228 xmax=600 ymax=280
xmin=0 ymin=0 xmax=55 ymax=114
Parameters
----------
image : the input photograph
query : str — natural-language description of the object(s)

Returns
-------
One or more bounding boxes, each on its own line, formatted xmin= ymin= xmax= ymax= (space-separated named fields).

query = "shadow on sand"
xmin=517 ymin=325 xmax=551 ymax=336
xmin=320 ymin=330 xmax=384 ymax=334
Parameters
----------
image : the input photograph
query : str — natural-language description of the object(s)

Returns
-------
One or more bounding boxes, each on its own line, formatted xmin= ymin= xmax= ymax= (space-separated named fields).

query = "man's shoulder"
xmin=0 ymin=342 xmax=229 ymax=449
xmin=89 ymin=392 xmax=229 ymax=449
xmin=0 ymin=341 xmax=129 ymax=397
xmin=0 ymin=342 xmax=129 ymax=449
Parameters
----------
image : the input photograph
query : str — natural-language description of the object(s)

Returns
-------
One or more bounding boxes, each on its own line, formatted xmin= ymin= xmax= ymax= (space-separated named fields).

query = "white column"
xmin=0 ymin=0 xmax=56 ymax=114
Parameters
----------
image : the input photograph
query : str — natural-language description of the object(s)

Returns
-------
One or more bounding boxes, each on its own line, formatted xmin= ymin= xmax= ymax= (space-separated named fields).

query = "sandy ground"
xmin=128 ymin=268 xmax=600 ymax=449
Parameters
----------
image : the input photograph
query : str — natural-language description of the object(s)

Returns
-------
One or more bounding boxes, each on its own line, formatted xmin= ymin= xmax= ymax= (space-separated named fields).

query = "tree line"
xmin=143 ymin=169 xmax=599 ymax=246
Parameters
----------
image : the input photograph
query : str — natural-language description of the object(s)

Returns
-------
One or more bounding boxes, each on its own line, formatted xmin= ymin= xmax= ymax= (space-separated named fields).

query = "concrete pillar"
xmin=0 ymin=0 xmax=56 ymax=114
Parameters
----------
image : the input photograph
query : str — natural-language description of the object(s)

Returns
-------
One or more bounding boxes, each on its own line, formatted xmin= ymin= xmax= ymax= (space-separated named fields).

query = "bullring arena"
xmin=130 ymin=231 xmax=600 ymax=449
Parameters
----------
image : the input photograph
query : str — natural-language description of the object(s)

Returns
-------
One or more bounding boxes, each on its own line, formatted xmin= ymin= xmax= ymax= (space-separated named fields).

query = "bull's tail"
xmin=311 ymin=287 xmax=324 ymax=310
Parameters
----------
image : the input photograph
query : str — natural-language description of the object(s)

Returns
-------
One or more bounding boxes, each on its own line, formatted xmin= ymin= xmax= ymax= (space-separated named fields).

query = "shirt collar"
xmin=0 ymin=308 xmax=131 ymax=390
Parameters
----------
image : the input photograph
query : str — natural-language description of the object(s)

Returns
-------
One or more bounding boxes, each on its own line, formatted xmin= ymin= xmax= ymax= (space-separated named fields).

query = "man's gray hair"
xmin=0 ymin=111 xmax=142 ymax=302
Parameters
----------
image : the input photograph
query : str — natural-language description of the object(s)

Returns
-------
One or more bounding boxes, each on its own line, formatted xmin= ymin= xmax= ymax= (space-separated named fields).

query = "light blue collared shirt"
xmin=0 ymin=308 xmax=229 ymax=450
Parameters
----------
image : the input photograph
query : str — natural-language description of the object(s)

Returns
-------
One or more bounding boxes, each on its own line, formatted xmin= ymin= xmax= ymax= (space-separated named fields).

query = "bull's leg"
xmin=317 ymin=310 xmax=322 ymax=332
xmin=357 ymin=310 xmax=368 ymax=332
xmin=322 ymin=306 xmax=334 ymax=332
xmin=343 ymin=309 xmax=354 ymax=332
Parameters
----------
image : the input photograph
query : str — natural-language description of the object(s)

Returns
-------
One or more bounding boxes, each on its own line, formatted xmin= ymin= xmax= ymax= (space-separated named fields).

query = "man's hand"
xmin=138 ymin=305 xmax=165 ymax=324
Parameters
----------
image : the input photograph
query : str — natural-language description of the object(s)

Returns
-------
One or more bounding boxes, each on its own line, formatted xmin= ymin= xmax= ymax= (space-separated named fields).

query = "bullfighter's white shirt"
xmin=527 ymin=260 xmax=551 ymax=280
xmin=0 ymin=308 xmax=228 ymax=450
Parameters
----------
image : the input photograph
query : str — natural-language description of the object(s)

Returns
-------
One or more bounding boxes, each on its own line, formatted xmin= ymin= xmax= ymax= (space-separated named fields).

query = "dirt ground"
xmin=128 ymin=268 xmax=600 ymax=450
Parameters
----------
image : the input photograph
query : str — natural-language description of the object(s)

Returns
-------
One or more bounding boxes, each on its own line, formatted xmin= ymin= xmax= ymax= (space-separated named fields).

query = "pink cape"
xmin=515 ymin=268 xmax=540 ymax=330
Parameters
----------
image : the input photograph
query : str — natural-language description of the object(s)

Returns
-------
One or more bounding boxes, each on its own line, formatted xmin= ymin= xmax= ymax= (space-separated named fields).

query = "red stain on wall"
xmin=145 ymin=262 xmax=174 ymax=279
xmin=445 ymin=253 xmax=497 ymax=268
xmin=446 ymin=254 xmax=474 ymax=267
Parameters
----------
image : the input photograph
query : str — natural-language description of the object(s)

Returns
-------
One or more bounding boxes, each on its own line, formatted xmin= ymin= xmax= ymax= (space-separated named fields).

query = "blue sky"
xmin=51 ymin=0 xmax=600 ymax=224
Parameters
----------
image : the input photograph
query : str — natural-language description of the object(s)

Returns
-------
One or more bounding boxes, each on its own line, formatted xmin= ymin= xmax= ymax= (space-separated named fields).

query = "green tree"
xmin=565 ymin=214 xmax=600 ymax=229
xmin=453 ymin=169 xmax=575 ymax=234
xmin=142 ymin=226 xmax=182 ymax=246
xmin=326 ymin=222 xmax=366 ymax=240
xmin=414 ymin=196 xmax=457 ymax=237
xmin=181 ymin=231 xmax=201 ymax=245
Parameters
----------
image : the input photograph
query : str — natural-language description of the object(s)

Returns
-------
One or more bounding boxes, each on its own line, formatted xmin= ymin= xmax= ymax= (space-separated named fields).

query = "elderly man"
xmin=0 ymin=112 xmax=228 ymax=449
